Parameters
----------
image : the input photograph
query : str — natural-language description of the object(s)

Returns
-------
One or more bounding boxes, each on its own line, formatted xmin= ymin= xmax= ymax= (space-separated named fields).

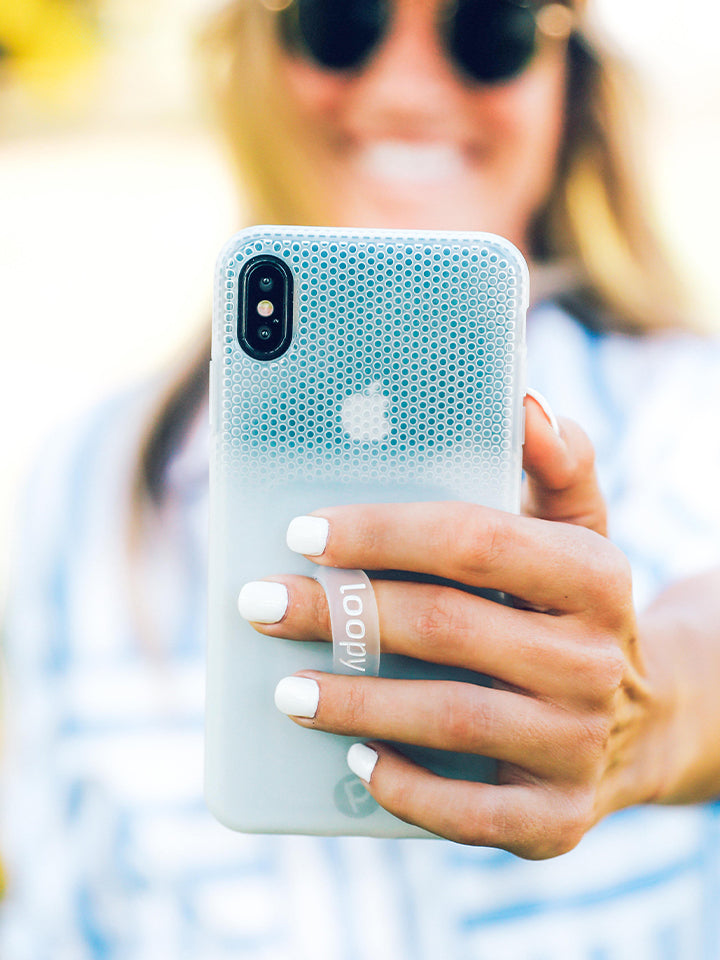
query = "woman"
xmin=3 ymin=0 xmax=720 ymax=957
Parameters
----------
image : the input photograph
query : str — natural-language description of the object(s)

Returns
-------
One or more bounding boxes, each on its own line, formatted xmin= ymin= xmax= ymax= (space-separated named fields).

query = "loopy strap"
xmin=315 ymin=568 xmax=381 ymax=677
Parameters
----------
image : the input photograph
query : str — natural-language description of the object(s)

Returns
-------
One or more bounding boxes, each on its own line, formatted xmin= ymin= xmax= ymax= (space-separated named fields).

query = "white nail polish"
xmin=347 ymin=743 xmax=378 ymax=784
xmin=274 ymin=677 xmax=320 ymax=718
xmin=238 ymin=581 xmax=288 ymax=623
xmin=526 ymin=387 xmax=560 ymax=436
xmin=286 ymin=516 xmax=329 ymax=556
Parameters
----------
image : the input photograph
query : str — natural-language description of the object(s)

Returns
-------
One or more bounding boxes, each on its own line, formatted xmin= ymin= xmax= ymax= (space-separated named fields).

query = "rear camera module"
xmin=238 ymin=256 xmax=293 ymax=360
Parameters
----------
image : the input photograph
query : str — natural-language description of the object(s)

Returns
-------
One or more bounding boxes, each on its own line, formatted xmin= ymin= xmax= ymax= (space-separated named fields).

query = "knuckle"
xmin=489 ymin=799 xmax=560 ymax=860
xmin=556 ymin=791 xmax=595 ymax=853
xmin=553 ymin=432 xmax=596 ymax=491
xmin=595 ymin=644 xmax=626 ymax=696
xmin=573 ymin=711 xmax=613 ymax=763
xmin=536 ymin=826 xmax=583 ymax=859
xmin=439 ymin=686 xmax=491 ymax=749
xmin=413 ymin=589 xmax=472 ymax=655
xmin=457 ymin=507 xmax=508 ymax=573
xmin=525 ymin=792 xmax=594 ymax=860
xmin=576 ymin=643 xmax=626 ymax=705
xmin=607 ymin=554 xmax=634 ymax=608
xmin=413 ymin=595 xmax=449 ymax=650
xmin=572 ymin=431 xmax=597 ymax=480
xmin=340 ymin=683 xmax=368 ymax=729
xmin=588 ymin=540 xmax=633 ymax=605
xmin=571 ymin=532 xmax=634 ymax=624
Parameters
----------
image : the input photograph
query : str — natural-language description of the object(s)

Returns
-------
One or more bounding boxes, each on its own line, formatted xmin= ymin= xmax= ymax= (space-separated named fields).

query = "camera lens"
xmin=239 ymin=255 xmax=293 ymax=360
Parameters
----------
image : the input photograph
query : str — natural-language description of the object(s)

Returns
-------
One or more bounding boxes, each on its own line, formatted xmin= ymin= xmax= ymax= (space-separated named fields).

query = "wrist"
xmin=634 ymin=610 xmax=685 ymax=804
xmin=599 ymin=614 xmax=678 ymax=815
xmin=635 ymin=591 xmax=720 ymax=806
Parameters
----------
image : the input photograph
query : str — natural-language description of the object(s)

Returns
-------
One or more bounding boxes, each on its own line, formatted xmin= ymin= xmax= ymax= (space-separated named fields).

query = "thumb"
xmin=522 ymin=390 xmax=608 ymax=537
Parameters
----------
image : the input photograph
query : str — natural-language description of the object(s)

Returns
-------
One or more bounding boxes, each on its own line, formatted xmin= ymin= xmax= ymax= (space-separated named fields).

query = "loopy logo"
xmin=334 ymin=774 xmax=378 ymax=818
xmin=337 ymin=582 xmax=369 ymax=673
xmin=321 ymin=566 xmax=380 ymax=678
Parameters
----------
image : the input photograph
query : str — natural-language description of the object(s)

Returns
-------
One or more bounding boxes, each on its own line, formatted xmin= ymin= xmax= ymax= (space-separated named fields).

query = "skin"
xmin=278 ymin=0 xmax=567 ymax=244
xmin=242 ymin=0 xmax=720 ymax=855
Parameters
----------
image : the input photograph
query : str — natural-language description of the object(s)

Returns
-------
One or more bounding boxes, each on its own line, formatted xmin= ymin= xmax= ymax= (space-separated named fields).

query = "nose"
xmin=346 ymin=3 xmax=468 ymax=132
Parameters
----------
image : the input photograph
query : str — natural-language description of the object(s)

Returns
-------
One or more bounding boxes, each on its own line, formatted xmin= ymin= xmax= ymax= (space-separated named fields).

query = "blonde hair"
xmin=138 ymin=0 xmax=691 ymax=505
xmin=201 ymin=0 xmax=688 ymax=333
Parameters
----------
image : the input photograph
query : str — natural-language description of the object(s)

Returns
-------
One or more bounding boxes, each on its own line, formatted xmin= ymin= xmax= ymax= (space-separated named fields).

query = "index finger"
xmin=287 ymin=502 xmax=615 ymax=613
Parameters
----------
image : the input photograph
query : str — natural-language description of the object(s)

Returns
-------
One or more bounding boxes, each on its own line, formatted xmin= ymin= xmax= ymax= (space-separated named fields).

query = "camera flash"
xmin=257 ymin=300 xmax=274 ymax=318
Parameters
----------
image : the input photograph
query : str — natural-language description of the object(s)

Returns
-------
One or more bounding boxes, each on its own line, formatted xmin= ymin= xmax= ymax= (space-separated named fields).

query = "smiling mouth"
xmin=355 ymin=139 xmax=472 ymax=185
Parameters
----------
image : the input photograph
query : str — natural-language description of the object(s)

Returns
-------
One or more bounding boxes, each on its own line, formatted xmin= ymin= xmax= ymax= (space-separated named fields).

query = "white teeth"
xmin=357 ymin=140 xmax=466 ymax=184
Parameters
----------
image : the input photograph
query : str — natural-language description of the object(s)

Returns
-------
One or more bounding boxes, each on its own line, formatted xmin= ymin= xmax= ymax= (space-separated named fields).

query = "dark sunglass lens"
xmin=280 ymin=0 xmax=389 ymax=71
xmin=444 ymin=0 xmax=537 ymax=83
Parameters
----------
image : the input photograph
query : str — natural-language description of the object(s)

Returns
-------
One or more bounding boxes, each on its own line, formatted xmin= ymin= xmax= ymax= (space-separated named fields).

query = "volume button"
xmin=208 ymin=361 xmax=215 ymax=427
xmin=520 ymin=342 xmax=527 ymax=445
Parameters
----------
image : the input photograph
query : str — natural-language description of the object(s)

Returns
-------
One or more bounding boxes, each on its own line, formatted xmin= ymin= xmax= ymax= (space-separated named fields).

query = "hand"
xmin=239 ymin=396 xmax=668 ymax=856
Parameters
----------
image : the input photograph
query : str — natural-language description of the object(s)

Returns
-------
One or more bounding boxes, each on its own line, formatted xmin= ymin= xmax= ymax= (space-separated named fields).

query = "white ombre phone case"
xmin=206 ymin=225 xmax=528 ymax=837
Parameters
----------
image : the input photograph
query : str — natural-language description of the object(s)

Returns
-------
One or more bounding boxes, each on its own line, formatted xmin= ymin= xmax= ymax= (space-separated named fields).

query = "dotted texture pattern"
xmin=212 ymin=225 xmax=527 ymax=505
xmin=207 ymin=226 xmax=527 ymax=836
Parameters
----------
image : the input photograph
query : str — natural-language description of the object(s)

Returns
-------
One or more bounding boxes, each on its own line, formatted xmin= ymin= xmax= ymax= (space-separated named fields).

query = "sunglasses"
xmin=277 ymin=0 xmax=575 ymax=86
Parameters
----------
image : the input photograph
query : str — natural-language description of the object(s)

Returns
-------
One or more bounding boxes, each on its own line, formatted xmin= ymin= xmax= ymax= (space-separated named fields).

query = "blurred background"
xmin=0 ymin=0 xmax=719 ymax=593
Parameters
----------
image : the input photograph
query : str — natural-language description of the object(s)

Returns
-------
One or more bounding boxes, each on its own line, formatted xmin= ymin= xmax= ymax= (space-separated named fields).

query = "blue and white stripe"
xmin=2 ymin=302 xmax=720 ymax=959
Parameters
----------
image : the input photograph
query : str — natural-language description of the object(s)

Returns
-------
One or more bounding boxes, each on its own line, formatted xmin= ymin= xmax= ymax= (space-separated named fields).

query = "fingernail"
xmin=274 ymin=676 xmax=319 ymax=718
xmin=526 ymin=388 xmax=560 ymax=437
xmin=238 ymin=581 xmax=288 ymax=623
xmin=347 ymin=743 xmax=378 ymax=784
xmin=286 ymin=516 xmax=329 ymax=556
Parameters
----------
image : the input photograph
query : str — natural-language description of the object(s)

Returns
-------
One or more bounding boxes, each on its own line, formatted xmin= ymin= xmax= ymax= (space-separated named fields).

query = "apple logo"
xmin=340 ymin=383 xmax=391 ymax=442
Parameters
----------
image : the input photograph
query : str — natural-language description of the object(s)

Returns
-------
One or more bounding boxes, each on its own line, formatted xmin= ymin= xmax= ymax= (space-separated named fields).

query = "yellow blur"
xmin=0 ymin=0 xmax=98 ymax=100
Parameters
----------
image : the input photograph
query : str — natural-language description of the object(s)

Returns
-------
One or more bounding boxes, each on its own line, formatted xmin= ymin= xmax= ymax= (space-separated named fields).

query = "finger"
xmin=286 ymin=501 xmax=612 ymax=613
xmin=348 ymin=743 xmax=589 ymax=857
xmin=282 ymin=673 xmax=600 ymax=778
xmin=246 ymin=575 xmax=611 ymax=702
xmin=523 ymin=394 xmax=607 ymax=537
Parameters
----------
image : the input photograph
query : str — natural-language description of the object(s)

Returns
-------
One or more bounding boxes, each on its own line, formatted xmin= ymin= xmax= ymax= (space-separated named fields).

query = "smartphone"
xmin=205 ymin=225 xmax=528 ymax=837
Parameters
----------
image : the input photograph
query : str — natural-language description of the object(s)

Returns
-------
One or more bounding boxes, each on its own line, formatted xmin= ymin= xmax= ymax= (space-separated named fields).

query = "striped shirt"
xmin=3 ymin=301 xmax=720 ymax=959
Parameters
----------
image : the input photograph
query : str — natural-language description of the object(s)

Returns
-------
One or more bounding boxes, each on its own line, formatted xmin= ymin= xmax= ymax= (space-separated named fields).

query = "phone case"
xmin=206 ymin=225 xmax=528 ymax=837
